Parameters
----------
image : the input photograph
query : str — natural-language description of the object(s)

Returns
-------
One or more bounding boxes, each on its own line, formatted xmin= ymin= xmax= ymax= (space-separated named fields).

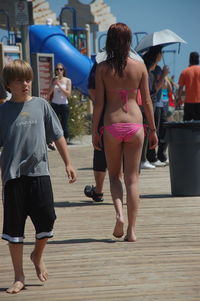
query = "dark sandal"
xmin=84 ymin=185 xmax=95 ymax=198
xmin=92 ymin=191 xmax=104 ymax=202
xmin=84 ymin=185 xmax=104 ymax=202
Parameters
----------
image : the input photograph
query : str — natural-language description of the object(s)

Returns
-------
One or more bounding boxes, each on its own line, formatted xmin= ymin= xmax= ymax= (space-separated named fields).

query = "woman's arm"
xmin=47 ymin=78 xmax=56 ymax=102
xmin=166 ymin=77 xmax=173 ymax=93
xmin=92 ymin=63 xmax=105 ymax=150
xmin=88 ymin=88 xmax=95 ymax=102
xmin=57 ymin=78 xmax=72 ymax=97
xmin=154 ymin=65 xmax=169 ymax=91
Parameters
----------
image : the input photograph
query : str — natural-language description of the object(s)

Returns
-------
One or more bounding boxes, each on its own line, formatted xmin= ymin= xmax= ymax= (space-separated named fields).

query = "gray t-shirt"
xmin=0 ymin=97 xmax=63 ymax=185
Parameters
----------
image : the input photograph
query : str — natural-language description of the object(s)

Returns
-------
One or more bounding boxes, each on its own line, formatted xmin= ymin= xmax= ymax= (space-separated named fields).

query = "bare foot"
xmin=113 ymin=216 xmax=124 ymax=238
xmin=7 ymin=280 xmax=25 ymax=294
xmin=124 ymin=234 xmax=137 ymax=242
xmin=124 ymin=229 xmax=137 ymax=242
xmin=30 ymin=252 xmax=48 ymax=282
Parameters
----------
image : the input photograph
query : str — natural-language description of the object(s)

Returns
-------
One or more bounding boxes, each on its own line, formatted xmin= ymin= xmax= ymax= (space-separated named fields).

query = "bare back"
xmin=98 ymin=58 xmax=147 ymax=125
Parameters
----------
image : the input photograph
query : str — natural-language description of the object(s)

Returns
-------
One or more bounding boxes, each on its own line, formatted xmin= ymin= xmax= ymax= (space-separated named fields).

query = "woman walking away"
xmin=92 ymin=23 xmax=158 ymax=242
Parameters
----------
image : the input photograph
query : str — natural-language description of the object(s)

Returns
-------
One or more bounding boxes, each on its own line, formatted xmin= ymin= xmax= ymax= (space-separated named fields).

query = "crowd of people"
xmin=0 ymin=22 xmax=199 ymax=294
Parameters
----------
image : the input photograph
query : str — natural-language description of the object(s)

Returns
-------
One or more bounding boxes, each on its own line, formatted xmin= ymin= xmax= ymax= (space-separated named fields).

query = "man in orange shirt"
xmin=178 ymin=52 xmax=200 ymax=120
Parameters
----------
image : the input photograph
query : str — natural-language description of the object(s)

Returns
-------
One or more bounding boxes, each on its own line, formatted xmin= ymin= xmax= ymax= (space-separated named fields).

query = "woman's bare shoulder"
xmin=97 ymin=61 xmax=108 ymax=69
xmin=129 ymin=58 xmax=145 ymax=67
xmin=127 ymin=59 xmax=146 ymax=74
xmin=96 ymin=61 xmax=109 ymax=76
xmin=64 ymin=77 xmax=71 ymax=83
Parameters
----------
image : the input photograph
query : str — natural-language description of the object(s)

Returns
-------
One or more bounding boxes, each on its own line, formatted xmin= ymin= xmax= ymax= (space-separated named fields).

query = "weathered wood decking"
xmin=0 ymin=144 xmax=200 ymax=301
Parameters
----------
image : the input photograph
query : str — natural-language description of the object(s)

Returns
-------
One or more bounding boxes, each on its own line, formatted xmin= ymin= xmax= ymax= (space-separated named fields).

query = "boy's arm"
xmin=54 ymin=136 xmax=76 ymax=183
xmin=88 ymin=88 xmax=95 ymax=102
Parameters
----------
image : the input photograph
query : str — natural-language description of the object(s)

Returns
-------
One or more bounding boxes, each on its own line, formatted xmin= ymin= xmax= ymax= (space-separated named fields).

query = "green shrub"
xmin=68 ymin=90 xmax=91 ymax=140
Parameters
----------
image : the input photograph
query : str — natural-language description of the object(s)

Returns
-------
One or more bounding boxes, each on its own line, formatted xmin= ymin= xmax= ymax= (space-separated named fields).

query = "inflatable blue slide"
xmin=29 ymin=25 xmax=93 ymax=95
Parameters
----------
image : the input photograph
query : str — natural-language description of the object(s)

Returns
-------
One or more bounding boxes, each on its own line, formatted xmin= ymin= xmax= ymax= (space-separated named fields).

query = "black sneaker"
xmin=48 ymin=143 xmax=56 ymax=151
xmin=84 ymin=185 xmax=104 ymax=202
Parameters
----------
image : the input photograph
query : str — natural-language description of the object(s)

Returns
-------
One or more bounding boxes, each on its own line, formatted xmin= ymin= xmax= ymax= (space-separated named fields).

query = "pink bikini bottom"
xmin=102 ymin=123 xmax=145 ymax=142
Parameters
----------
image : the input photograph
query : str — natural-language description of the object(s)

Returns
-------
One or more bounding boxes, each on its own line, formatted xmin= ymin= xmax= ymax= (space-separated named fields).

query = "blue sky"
xmin=48 ymin=0 xmax=200 ymax=81
xmin=0 ymin=1 xmax=198 ymax=82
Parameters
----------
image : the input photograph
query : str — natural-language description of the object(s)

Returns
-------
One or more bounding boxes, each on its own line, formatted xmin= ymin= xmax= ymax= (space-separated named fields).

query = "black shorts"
xmin=93 ymin=149 xmax=107 ymax=172
xmin=2 ymin=176 xmax=56 ymax=244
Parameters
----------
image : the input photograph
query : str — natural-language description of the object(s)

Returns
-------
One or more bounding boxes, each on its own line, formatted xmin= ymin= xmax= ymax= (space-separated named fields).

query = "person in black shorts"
xmin=84 ymin=62 xmax=107 ymax=202
xmin=0 ymin=59 xmax=76 ymax=294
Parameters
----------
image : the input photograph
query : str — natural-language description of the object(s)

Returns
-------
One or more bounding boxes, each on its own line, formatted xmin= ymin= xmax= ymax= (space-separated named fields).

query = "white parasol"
xmin=135 ymin=29 xmax=187 ymax=53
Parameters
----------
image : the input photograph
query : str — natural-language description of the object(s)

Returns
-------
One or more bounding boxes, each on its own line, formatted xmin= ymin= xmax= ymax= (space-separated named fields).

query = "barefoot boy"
xmin=0 ymin=59 xmax=76 ymax=293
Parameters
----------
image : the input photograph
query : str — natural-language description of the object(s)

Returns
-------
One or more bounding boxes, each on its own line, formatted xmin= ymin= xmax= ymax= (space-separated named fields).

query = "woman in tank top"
xmin=48 ymin=63 xmax=72 ymax=141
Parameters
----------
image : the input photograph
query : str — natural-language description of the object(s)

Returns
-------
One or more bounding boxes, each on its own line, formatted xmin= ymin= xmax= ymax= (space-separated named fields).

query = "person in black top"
xmin=84 ymin=62 xmax=107 ymax=202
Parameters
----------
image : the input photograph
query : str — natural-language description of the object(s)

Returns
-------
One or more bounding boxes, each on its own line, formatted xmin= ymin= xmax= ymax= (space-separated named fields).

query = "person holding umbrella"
xmin=146 ymin=61 xmax=170 ymax=166
xmin=140 ymin=46 xmax=169 ymax=168
xmin=140 ymin=46 xmax=163 ymax=169
xmin=136 ymin=29 xmax=186 ymax=167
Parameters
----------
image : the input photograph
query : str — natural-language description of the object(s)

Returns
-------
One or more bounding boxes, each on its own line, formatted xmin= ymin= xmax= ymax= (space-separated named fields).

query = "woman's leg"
xmin=51 ymin=103 xmax=60 ymax=117
xmin=60 ymin=104 xmax=69 ymax=140
xmin=157 ymin=107 xmax=168 ymax=162
xmin=123 ymin=129 xmax=144 ymax=241
xmin=50 ymin=103 xmax=61 ymax=145
xmin=7 ymin=243 xmax=25 ymax=293
xmin=104 ymin=130 xmax=124 ymax=238
xmin=147 ymin=107 xmax=161 ymax=163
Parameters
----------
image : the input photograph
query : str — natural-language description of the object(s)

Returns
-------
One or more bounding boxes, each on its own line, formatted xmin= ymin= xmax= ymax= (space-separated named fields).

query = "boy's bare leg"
xmin=30 ymin=238 xmax=48 ymax=282
xmin=7 ymin=243 xmax=25 ymax=294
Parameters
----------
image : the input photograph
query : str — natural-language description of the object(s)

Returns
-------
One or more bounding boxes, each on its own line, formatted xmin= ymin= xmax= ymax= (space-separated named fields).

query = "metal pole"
xmin=85 ymin=24 xmax=91 ymax=57
xmin=134 ymin=31 xmax=148 ymax=47
xmin=59 ymin=6 xmax=77 ymax=46
xmin=20 ymin=24 xmax=30 ymax=62
xmin=98 ymin=33 xmax=107 ymax=51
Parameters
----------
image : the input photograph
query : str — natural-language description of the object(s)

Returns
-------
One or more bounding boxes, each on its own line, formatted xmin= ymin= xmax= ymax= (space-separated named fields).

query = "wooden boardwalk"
xmin=0 ymin=144 xmax=200 ymax=301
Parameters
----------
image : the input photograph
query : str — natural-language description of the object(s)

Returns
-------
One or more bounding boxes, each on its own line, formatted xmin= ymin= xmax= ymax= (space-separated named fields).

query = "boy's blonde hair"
xmin=2 ymin=59 xmax=33 ymax=91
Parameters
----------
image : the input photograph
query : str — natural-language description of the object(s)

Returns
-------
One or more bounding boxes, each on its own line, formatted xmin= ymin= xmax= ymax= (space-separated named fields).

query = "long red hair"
xmin=106 ymin=23 xmax=132 ymax=77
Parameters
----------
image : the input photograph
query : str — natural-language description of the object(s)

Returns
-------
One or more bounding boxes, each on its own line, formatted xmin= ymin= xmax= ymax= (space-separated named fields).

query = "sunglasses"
xmin=56 ymin=68 xmax=63 ymax=71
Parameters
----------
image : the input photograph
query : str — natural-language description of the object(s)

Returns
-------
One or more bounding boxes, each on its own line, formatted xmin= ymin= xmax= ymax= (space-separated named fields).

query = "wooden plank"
xmin=0 ymin=145 xmax=200 ymax=301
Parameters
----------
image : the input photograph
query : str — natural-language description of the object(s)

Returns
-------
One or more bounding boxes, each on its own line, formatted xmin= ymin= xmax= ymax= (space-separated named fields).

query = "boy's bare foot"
xmin=30 ymin=252 xmax=48 ymax=282
xmin=113 ymin=216 xmax=124 ymax=238
xmin=7 ymin=280 xmax=25 ymax=294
